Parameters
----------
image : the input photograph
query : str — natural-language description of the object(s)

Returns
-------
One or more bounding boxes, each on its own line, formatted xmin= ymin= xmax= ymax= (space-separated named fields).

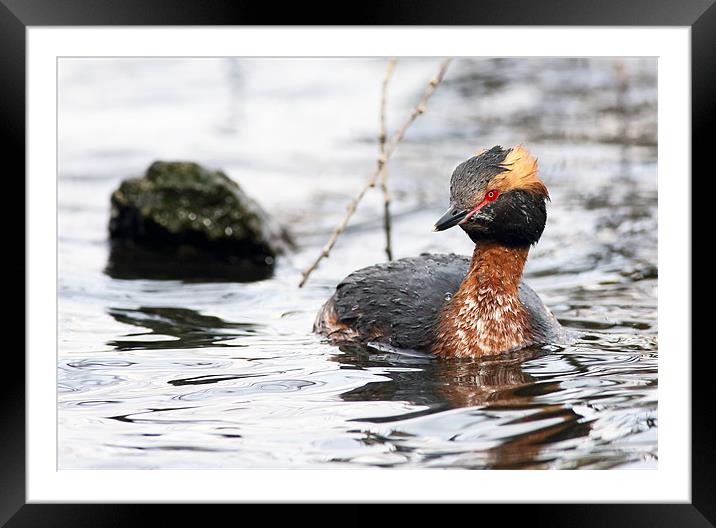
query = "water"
xmin=58 ymin=57 xmax=657 ymax=469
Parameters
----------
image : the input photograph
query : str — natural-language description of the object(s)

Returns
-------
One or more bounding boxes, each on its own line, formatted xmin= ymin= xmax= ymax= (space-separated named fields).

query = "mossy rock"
xmin=109 ymin=161 xmax=293 ymax=279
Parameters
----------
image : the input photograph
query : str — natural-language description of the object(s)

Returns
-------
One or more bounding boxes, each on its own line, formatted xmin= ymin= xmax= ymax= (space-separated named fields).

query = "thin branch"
xmin=379 ymin=58 xmax=397 ymax=261
xmin=298 ymin=58 xmax=452 ymax=288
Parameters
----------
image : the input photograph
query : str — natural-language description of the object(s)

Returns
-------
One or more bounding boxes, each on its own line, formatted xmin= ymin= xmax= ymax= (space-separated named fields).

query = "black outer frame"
xmin=2 ymin=0 xmax=709 ymax=525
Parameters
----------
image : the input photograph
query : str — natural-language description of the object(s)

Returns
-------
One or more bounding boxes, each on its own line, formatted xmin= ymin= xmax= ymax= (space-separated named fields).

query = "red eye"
xmin=486 ymin=190 xmax=499 ymax=201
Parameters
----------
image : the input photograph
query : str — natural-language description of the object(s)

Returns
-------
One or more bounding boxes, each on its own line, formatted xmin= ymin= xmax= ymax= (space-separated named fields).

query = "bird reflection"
xmin=338 ymin=345 xmax=544 ymax=408
xmin=335 ymin=345 xmax=592 ymax=469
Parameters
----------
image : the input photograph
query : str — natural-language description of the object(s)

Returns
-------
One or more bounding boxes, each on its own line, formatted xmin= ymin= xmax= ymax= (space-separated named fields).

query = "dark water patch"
xmin=60 ymin=399 xmax=123 ymax=408
xmin=173 ymin=379 xmax=321 ymax=401
xmin=348 ymin=405 xmax=451 ymax=424
xmin=444 ymin=58 xmax=656 ymax=147
xmin=558 ymin=317 xmax=651 ymax=331
xmin=107 ymin=407 xmax=230 ymax=426
xmin=106 ymin=444 xmax=228 ymax=453
xmin=168 ymin=372 xmax=268 ymax=386
xmin=107 ymin=306 xmax=258 ymax=350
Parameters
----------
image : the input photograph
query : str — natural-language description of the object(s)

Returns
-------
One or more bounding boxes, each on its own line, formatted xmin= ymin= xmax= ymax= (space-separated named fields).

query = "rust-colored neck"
xmin=468 ymin=241 xmax=528 ymax=296
xmin=431 ymin=242 xmax=533 ymax=358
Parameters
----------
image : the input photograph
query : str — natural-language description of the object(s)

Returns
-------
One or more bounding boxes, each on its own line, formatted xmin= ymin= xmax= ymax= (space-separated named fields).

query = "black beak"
xmin=433 ymin=205 xmax=468 ymax=232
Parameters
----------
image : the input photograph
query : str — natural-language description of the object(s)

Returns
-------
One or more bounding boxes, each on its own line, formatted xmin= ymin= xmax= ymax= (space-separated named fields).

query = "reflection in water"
xmin=105 ymin=241 xmax=273 ymax=283
xmin=483 ymin=407 xmax=593 ymax=469
xmin=338 ymin=346 xmax=544 ymax=409
xmin=107 ymin=306 xmax=258 ymax=350
xmin=335 ymin=345 xmax=594 ymax=468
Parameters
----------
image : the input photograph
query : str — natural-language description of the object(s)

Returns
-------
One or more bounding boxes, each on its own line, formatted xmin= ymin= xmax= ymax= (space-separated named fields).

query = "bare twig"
xmin=298 ymin=58 xmax=452 ymax=288
xmin=379 ymin=58 xmax=397 ymax=261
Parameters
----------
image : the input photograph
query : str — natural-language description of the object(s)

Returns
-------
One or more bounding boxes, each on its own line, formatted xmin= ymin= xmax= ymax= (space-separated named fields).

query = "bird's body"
xmin=314 ymin=145 xmax=564 ymax=359
xmin=315 ymin=251 xmax=562 ymax=356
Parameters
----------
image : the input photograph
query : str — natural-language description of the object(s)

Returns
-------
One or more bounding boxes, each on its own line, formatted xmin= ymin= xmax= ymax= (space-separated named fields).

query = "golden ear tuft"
xmin=494 ymin=145 xmax=549 ymax=199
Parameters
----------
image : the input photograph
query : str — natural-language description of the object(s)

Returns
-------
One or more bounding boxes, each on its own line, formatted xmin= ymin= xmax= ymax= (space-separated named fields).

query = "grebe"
xmin=314 ymin=145 xmax=564 ymax=359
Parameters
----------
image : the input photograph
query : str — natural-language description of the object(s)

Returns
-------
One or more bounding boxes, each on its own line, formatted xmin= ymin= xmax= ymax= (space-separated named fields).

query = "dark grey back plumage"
xmin=320 ymin=253 xmax=562 ymax=352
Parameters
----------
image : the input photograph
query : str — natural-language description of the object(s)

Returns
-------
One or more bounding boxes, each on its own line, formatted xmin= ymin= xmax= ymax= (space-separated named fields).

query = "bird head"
xmin=434 ymin=145 xmax=549 ymax=247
